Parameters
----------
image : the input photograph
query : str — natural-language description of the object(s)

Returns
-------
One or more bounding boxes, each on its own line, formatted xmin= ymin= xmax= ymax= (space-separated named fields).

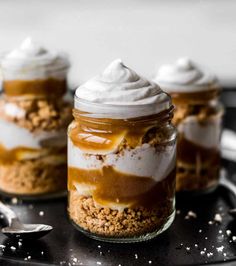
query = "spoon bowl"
xmin=0 ymin=201 xmax=53 ymax=240
xmin=2 ymin=224 xmax=53 ymax=240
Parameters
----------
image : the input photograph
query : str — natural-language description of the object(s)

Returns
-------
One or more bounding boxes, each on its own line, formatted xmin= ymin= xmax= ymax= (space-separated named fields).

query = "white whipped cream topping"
xmin=68 ymin=139 xmax=176 ymax=209
xmin=75 ymin=59 xmax=171 ymax=118
xmin=178 ymin=115 xmax=222 ymax=149
xmin=154 ymin=58 xmax=218 ymax=92
xmin=1 ymin=37 xmax=70 ymax=80
xmin=0 ymin=118 xmax=67 ymax=150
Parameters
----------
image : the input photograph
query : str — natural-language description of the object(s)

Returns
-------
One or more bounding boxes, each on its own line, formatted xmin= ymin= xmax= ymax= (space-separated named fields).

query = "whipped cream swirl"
xmin=154 ymin=58 xmax=218 ymax=92
xmin=1 ymin=37 xmax=70 ymax=80
xmin=75 ymin=59 xmax=171 ymax=118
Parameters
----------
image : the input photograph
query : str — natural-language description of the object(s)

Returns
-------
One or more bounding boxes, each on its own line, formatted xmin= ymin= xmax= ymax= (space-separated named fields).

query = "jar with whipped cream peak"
xmin=0 ymin=37 xmax=72 ymax=198
xmin=154 ymin=58 xmax=224 ymax=193
xmin=68 ymin=59 xmax=177 ymax=242
xmin=1 ymin=37 xmax=70 ymax=99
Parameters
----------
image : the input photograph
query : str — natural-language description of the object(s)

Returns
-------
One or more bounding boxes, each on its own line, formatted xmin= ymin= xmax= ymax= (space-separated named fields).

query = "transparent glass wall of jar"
xmin=0 ymin=38 xmax=72 ymax=198
xmin=171 ymin=89 xmax=224 ymax=192
xmin=68 ymin=98 xmax=177 ymax=243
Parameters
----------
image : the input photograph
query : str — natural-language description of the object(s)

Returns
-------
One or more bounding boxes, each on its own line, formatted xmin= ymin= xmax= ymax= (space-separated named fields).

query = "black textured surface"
xmin=0 ymin=92 xmax=235 ymax=266
xmin=0 ymin=187 xmax=236 ymax=266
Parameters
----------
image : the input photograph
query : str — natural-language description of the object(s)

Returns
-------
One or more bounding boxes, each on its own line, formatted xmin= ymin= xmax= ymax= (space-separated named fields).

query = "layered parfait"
xmin=154 ymin=58 xmax=223 ymax=192
xmin=0 ymin=38 xmax=72 ymax=196
xmin=68 ymin=59 xmax=177 ymax=242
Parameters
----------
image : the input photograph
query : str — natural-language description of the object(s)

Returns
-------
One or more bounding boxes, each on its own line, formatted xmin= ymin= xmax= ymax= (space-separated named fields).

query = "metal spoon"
xmin=219 ymin=169 xmax=236 ymax=218
xmin=0 ymin=201 xmax=53 ymax=240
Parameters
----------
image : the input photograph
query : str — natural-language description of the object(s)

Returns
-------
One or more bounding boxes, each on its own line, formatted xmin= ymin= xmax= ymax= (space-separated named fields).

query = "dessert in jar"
xmin=0 ymin=37 xmax=72 ymax=197
xmin=154 ymin=58 xmax=223 ymax=193
xmin=68 ymin=59 xmax=177 ymax=242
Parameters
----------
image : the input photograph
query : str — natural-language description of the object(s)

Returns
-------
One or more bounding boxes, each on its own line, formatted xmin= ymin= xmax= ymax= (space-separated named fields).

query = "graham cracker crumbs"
xmin=69 ymin=192 xmax=173 ymax=238
xmin=100 ymin=127 xmax=174 ymax=162
xmin=0 ymin=98 xmax=72 ymax=132
xmin=0 ymin=155 xmax=67 ymax=195
xmin=173 ymin=104 xmax=219 ymax=126
xmin=142 ymin=126 xmax=175 ymax=149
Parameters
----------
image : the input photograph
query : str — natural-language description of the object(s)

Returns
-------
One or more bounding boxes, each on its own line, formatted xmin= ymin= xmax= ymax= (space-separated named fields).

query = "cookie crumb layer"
xmin=68 ymin=192 xmax=174 ymax=238
xmin=0 ymin=155 xmax=67 ymax=195
xmin=0 ymin=97 xmax=72 ymax=132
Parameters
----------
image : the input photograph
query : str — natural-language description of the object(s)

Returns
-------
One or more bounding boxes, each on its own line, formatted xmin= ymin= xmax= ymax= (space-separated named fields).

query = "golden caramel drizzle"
xmin=68 ymin=108 xmax=174 ymax=154
xmin=68 ymin=119 xmax=153 ymax=153
xmin=0 ymin=144 xmax=42 ymax=164
xmin=68 ymin=167 xmax=175 ymax=208
xmin=3 ymin=78 xmax=67 ymax=97
xmin=69 ymin=122 xmax=126 ymax=153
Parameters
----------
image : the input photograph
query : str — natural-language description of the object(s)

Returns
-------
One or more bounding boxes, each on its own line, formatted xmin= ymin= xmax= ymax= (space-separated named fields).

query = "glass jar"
xmin=68 ymin=97 xmax=177 ymax=243
xmin=1 ymin=57 xmax=69 ymax=100
xmin=0 ymin=43 xmax=72 ymax=199
xmin=171 ymin=89 xmax=224 ymax=192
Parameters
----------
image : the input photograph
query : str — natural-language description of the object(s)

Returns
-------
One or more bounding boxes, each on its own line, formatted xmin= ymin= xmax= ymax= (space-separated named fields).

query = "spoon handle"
xmin=0 ymin=201 xmax=23 ymax=228
xmin=219 ymin=169 xmax=236 ymax=196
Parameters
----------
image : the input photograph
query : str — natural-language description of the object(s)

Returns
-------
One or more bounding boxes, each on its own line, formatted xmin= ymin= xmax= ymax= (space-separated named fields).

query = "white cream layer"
xmin=2 ymin=102 xmax=26 ymax=118
xmin=0 ymin=118 xmax=67 ymax=150
xmin=1 ymin=37 xmax=70 ymax=80
xmin=75 ymin=59 xmax=171 ymax=118
xmin=154 ymin=58 xmax=218 ymax=93
xmin=68 ymin=139 xmax=176 ymax=209
xmin=178 ymin=115 xmax=221 ymax=149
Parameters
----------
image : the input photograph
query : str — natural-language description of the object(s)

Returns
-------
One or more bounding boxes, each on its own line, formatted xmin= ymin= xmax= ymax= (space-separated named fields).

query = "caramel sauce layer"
xmin=68 ymin=166 xmax=175 ymax=209
xmin=171 ymin=89 xmax=220 ymax=105
xmin=3 ymin=78 xmax=67 ymax=97
xmin=0 ymin=144 xmax=41 ymax=164
xmin=177 ymin=134 xmax=220 ymax=166
xmin=69 ymin=122 xmax=150 ymax=153
xmin=0 ymin=144 xmax=66 ymax=164
xmin=69 ymin=109 xmax=173 ymax=153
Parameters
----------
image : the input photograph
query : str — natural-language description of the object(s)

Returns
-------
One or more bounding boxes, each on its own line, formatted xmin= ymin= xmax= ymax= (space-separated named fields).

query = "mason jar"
xmin=0 ymin=38 xmax=72 ymax=198
xmin=68 ymin=96 xmax=177 ymax=243
xmin=154 ymin=58 xmax=224 ymax=193
xmin=1 ymin=54 xmax=69 ymax=100
xmin=172 ymin=90 xmax=224 ymax=192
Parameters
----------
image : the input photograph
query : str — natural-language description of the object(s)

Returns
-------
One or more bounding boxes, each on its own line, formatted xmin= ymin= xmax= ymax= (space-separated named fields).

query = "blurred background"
xmin=0 ymin=0 xmax=235 ymax=88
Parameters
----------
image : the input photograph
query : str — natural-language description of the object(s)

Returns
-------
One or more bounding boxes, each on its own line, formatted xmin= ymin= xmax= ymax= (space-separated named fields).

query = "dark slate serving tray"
xmin=0 ymin=89 xmax=235 ymax=266
xmin=0 ymin=182 xmax=236 ymax=266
